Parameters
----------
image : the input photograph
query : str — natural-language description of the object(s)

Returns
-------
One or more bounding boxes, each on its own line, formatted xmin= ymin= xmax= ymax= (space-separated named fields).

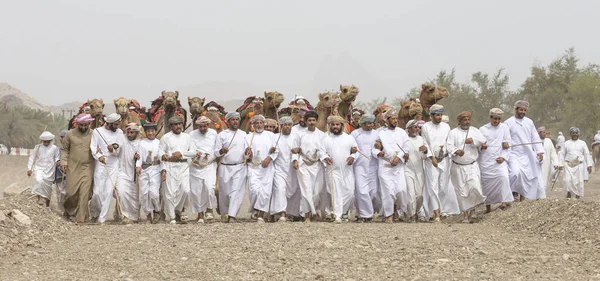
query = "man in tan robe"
xmin=61 ymin=113 xmax=95 ymax=224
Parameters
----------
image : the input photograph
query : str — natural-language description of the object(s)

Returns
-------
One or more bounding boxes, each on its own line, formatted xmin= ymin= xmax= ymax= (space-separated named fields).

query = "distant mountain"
xmin=0 ymin=83 xmax=50 ymax=112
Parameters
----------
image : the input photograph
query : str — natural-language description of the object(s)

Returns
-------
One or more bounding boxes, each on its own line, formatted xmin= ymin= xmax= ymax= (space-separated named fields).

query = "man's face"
xmin=145 ymin=128 xmax=157 ymax=140
xmin=60 ymin=136 xmax=66 ymax=145
xmin=352 ymin=114 xmax=361 ymax=124
xmin=360 ymin=121 xmax=374 ymax=131
xmin=387 ymin=116 xmax=398 ymax=129
xmin=198 ymin=123 xmax=209 ymax=134
xmin=306 ymin=117 xmax=317 ymax=130
xmin=459 ymin=117 xmax=471 ymax=129
xmin=42 ymin=140 xmax=51 ymax=147
xmin=228 ymin=118 xmax=240 ymax=130
xmin=78 ymin=123 xmax=90 ymax=133
xmin=281 ymin=123 xmax=292 ymax=135
xmin=538 ymin=130 xmax=546 ymax=139
xmin=570 ymin=131 xmax=579 ymax=140
xmin=108 ymin=120 xmax=120 ymax=132
xmin=253 ymin=120 xmax=265 ymax=133
xmin=170 ymin=122 xmax=183 ymax=134
xmin=415 ymin=126 xmax=422 ymax=135
xmin=490 ymin=116 xmax=501 ymax=127
xmin=264 ymin=123 xmax=276 ymax=132
xmin=126 ymin=130 xmax=138 ymax=141
xmin=329 ymin=122 xmax=342 ymax=135
xmin=515 ymin=107 xmax=527 ymax=119
xmin=299 ymin=116 xmax=306 ymax=127
xmin=431 ymin=113 xmax=443 ymax=124
xmin=407 ymin=126 xmax=418 ymax=137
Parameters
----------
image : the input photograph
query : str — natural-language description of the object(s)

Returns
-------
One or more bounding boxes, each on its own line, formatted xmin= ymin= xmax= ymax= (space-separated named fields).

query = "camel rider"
xmin=593 ymin=130 xmax=600 ymax=147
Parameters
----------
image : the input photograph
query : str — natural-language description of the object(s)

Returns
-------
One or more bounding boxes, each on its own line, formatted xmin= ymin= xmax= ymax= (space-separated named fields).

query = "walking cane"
xmin=329 ymin=161 xmax=336 ymax=220
xmin=551 ymin=169 xmax=561 ymax=191
xmin=244 ymin=130 xmax=256 ymax=166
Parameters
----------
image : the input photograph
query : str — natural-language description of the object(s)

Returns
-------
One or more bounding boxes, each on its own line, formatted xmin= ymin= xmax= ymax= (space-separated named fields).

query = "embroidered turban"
xmin=569 ymin=127 xmax=580 ymax=134
xmin=514 ymin=100 xmax=529 ymax=109
xmin=126 ymin=123 xmax=141 ymax=132
xmin=225 ymin=112 xmax=240 ymax=121
xmin=406 ymin=119 xmax=419 ymax=128
xmin=417 ymin=120 xmax=426 ymax=127
xmin=384 ymin=109 xmax=398 ymax=120
xmin=456 ymin=111 xmax=472 ymax=122
xmin=279 ymin=116 xmax=293 ymax=125
xmin=251 ymin=114 xmax=266 ymax=124
xmin=168 ymin=115 xmax=183 ymax=125
xmin=327 ymin=115 xmax=346 ymax=124
xmin=429 ymin=104 xmax=444 ymax=114
xmin=359 ymin=114 xmax=376 ymax=124
xmin=75 ymin=113 xmax=94 ymax=124
xmin=195 ymin=116 xmax=211 ymax=125
xmin=489 ymin=108 xmax=504 ymax=118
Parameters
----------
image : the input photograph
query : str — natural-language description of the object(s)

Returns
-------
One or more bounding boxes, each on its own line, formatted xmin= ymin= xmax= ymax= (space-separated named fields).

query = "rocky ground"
xmin=1 ymin=155 xmax=600 ymax=280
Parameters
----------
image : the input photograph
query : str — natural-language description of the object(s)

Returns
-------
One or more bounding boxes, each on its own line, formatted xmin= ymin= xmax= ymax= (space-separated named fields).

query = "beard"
xmin=78 ymin=126 xmax=88 ymax=133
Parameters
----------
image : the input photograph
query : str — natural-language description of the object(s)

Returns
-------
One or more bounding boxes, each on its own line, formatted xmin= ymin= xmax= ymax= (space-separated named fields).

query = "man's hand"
xmin=161 ymin=170 xmax=166 ymax=181
xmin=496 ymin=157 xmax=505 ymax=164
xmin=134 ymin=152 xmax=140 ymax=160
xmin=502 ymin=142 xmax=510 ymax=150
xmin=324 ymin=157 xmax=333 ymax=166
xmin=162 ymin=154 xmax=169 ymax=161
xmin=196 ymin=152 xmax=203 ymax=159
xmin=430 ymin=156 xmax=438 ymax=168
xmin=27 ymin=170 xmax=32 ymax=177
xmin=588 ymin=166 xmax=593 ymax=174
xmin=244 ymin=147 xmax=253 ymax=159
xmin=293 ymin=160 xmax=299 ymax=170
xmin=391 ymin=156 xmax=400 ymax=167
xmin=172 ymin=151 xmax=183 ymax=159
xmin=557 ymin=166 xmax=564 ymax=171
xmin=346 ymin=156 xmax=355 ymax=165
xmin=374 ymin=140 xmax=383 ymax=150
xmin=269 ymin=147 xmax=276 ymax=154
xmin=350 ymin=146 xmax=358 ymax=154
xmin=377 ymin=151 xmax=385 ymax=158
xmin=403 ymin=153 xmax=409 ymax=161
xmin=291 ymin=147 xmax=301 ymax=154
xmin=219 ymin=146 xmax=229 ymax=155
xmin=62 ymin=164 xmax=68 ymax=172
xmin=261 ymin=157 xmax=271 ymax=168
xmin=136 ymin=167 xmax=141 ymax=175
xmin=465 ymin=137 xmax=473 ymax=144
xmin=537 ymin=153 xmax=544 ymax=162
xmin=99 ymin=156 xmax=106 ymax=164
xmin=455 ymin=150 xmax=465 ymax=157
xmin=107 ymin=145 xmax=114 ymax=153
xmin=481 ymin=143 xmax=488 ymax=150
xmin=419 ymin=145 xmax=427 ymax=153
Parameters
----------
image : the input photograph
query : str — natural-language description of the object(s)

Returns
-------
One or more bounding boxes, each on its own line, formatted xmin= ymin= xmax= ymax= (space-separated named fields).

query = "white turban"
xmin=406 ymin=119 xmax=419 ymax=128
xmin=39 ymin=131 xmax=54 ymax=141
xmin=226 ymin=112 xmax=240 ymax=121
xmin=537 ymin=126 xmax=546 ymax=133
xmin=514 ymin=100 xmax=529 ymax=109
xmin=279 ymin=116 xmax=293 ymax=125
xmin=429 ymin=104 xmax=444 ymax=114
xmin=207 ymin=106 xmax=218 ymax=112
xmin=251 ymin=114 xmax=266 ymax=124
xmin=195 ymin=116 xmax=211 ymax=125
xmin=126 ymin=123 xmax=141 ymax=132
xmin=558 ymin=131 xmax=563 ymax=136
xmin=104 ymin=113 xmax=121 ymax=123
xmin=569 ymin=127 xmax=580 ymax=134
xmin=359 ymin=114 xmax=376 ymax=124
xmin=489 ymin=108 xmax=504 ymax=118
xmin=59 ymin=130 xmax=68 ymax=137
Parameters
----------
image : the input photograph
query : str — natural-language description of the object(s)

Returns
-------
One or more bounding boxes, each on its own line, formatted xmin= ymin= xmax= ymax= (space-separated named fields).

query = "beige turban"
xmin=514 ymin=100 xmax=529 ymax=109
xmin=406 ymin=119 xmax=419 ymax=128
xmin=279 ymin=116 xmax=293 ymax=125
xmin=456 ymin=111 xmax=472 ymax=122
xmin=126 ymin=123 xmax=141 ymax=132
xmin=489 ymin=108 xmax=504 ymax=118
xmin=384 ymin=109 xmax=398 ymax=120
xmin=195 ymin=116 xmax=211 ymax=125
xmin=429 ymin=104 xmax=444 ymax=114
xmin=327 ymin=115 xmax=346 ymax=124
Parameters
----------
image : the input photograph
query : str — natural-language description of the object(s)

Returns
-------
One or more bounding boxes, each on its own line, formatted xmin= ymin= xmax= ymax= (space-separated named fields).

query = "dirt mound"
xmin=0 ymin=193 xmax=72 ymax=256
xmin=483 ymin=198 xmax=600 ymax=244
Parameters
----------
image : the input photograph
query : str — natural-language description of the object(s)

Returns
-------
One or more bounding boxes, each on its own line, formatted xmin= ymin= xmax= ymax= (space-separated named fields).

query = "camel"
xmin=419 ymin=83 xmax=449 ymax=121
xmin=263 ymin=91 xmax=285 ymax=121
xmin=148 ymin=91 xmax=187 ymax=138
xmin=68 ymin=100 xmax=104 ymax=129
xmin=338 ymin=85 xmax=359 ymax=122
xmin=187 ymin=96 xmax=206 ymax=131
xmin=236 ymin=96 xmax=264 ymax=132
xmin=204 ymin=101 xmax=228 ymax=133
xmin=278 ymin=96 xmax=314 ymax=125
xmin=315 ymin=91 xmax=341 ymax=132
xmin=397 ymin=98 xmax=424 ymax=128
xmin=114 ymin=97 xmax=145 ymax=137
xmin=373 ymin=104 xmax=392 ymax=129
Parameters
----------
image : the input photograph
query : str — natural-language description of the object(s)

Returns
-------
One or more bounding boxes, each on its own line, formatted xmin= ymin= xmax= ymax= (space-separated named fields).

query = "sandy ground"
xmin=1 ymin=155 xmax=600 ymax=280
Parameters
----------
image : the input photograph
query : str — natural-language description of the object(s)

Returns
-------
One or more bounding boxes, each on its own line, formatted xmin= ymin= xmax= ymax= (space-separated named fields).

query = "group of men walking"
xmin=26 ymin=99 xmax=593 ymax=225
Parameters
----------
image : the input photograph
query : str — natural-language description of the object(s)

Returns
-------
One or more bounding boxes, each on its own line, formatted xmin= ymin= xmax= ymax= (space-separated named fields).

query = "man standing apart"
xmin=374 ymin=110 xmax=410 ymax=223
xmin=558 ymin=127 xmax=593 ymax=199
xmin=159 ymin=116 xmax=196 ymax=224
xmin=421 ymin=104 xmax=460 ymax=222
xmin=537 ymin=126 xmax=558 ymax=190
xmin=479 ymin=108 xmax=513 ymax=213
xmin=271 ymin=116 xmax=297 ymax=222
xmin=27 ymin=131 xmax=60 ymax=207
xmin=54 ymin=130 xmax=69 ymax=211
xmin=215 ymin=112 xmax=248 ymax=223
xmin=189 ymin=116 xmax=218 ymax=224
xmin=351 ymin=114 xmax=380 ymax=222
xmin=404 ymin=120 xmax=432 ymax=222
xmin=245 ymin=115 xmax=278 ymax=222
xmin=137 ymin=122 xmax=162 ymax=223
xmin=504 ymin=100 xmax=545 ymax=201
xmin=90 ymin=113 xmax=124 ymax=223
xmin=116 ymin=123 xmax=142 ymax=224
xmin=61 ymin=114 xmax=94 ymax=224
xmin=324 ymin=116 xmax=358 ymax=223
xmin=447 ymin=112 xmax=487 ymax=223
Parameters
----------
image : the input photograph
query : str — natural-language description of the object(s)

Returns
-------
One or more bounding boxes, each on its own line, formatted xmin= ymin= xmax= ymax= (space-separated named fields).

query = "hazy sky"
xmin=1 ymin=0 xmax=598 ymax=107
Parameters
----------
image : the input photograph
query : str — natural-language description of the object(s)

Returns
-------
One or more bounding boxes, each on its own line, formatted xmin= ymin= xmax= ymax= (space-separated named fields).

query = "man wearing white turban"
xmin=504 ymin=100 xmax=545 ymax=201
xmin=558 ymin=127 xmax=593 ymax=199
xmin=115 ymin=123 xmax=142 ymax=224
xmin=215 ymin=109 xmax=248 ymax=222
xmin=350 ymin=114 xmax=381 ymax=222
xmin=90 ymin=112 xmax=124 ymax=223
xmin=270 ymin=116 xmax=299 ymax=222
xmin=537 ymin=126 xmax=558 ymax=190
xmin=421 ymin=104 xmax=460 ymax=222
xmin=404 ymin=120 xmax=432 ymax=222
xmin=479 ymin=108 xmax=513 ymax=213
xmin=27 ymin=131 xmax=60 ymax=207
xmin=188 ymin=116 xmax=219 ymax=223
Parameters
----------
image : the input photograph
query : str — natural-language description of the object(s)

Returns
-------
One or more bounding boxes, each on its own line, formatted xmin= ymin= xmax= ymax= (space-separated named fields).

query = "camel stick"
xmin=329 ymin=163 xmax=336 ymax=220
xmin=396 ymin=143 xmax=407 ymax=155
xmin=511 ymin=141 xmax=543 ymax=147
xmin=551 ymin=169 xmax=561 ymax=191
xmin=355 ymin=149 xmax=370 ymax=160
xmin=180 ymin=154 xmax=200 ymax=176
xmin=137 ymin=171 xmax=142 ymax=220
xmin=244 ymin=131 xmax=256 ymax=165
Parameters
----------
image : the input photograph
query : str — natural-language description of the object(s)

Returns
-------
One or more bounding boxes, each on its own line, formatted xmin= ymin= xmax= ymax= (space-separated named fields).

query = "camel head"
xmin=87 ymin=98 xmax=105 ymax=117
xmin=162 ymin=90 xmax=179 ymax=109
xmin=374 ymin=104 xmax=392 ymax=126
xmin=187 ymin=96 xmax=205 ymax=116
xmin=114 ymin=97 xmax=130 ymax=117
xmin=420 ymin=83 xmax=449 ymax=105
xmin=398 ymin=100 xmax=414 ymax=120
xmin=318 ymin=91 xmax=341 ymax=109
xmin=339 ymin=84 xmax=359 ymax=103
xmin=409 ymin=101 xmax=423 ymax=119
xmin=264 ymin=91 xmax=285 ymax=109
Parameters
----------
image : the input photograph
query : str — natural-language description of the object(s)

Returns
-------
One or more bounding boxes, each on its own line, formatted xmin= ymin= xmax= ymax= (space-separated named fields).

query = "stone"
xmin=562 ymin=254 xmax=570 ymax=261
xmin=3 ymin=183 xmax=29 ymax=198
xmin=10 ymin=209 xmax=31 ymax=225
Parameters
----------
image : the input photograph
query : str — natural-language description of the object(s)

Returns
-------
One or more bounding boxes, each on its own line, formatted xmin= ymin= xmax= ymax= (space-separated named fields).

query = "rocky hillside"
xmin=0 ymin=83 xmax=50 ymax=112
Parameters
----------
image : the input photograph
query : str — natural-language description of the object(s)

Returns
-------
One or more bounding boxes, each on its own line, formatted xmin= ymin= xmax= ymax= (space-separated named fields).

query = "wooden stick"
xmin=551 ymin=169 xmax=561 ymax=191
xmin=329 ymin=164 xmax=336 ymax=219
xmin=356 ymin=149 xmax=370 ymax=159
xmin=511 ymin=141 xmax=543 ymax=147
xmin=244 ymin=131 xmax=256 ymax=165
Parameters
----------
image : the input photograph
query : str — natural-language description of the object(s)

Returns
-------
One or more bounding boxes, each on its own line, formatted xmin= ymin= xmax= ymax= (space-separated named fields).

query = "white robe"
xmin=28 ymin=144 xmax=60 ymax=200
xmin=116 ymin=137 xmax=141 ymax=221
xmin=559 ymin=139 xmax=592 ymax=197
xmin=405 ymin=135 xmax=430 ymax=217
xmin=447 ymin=127 xmax=487 ymax=212
xmin=189 ymin=129 xmax=218 ymax=214
xmin=351 ymin=128 xmax=380 ymax=219
xmin=292 ymin=128 xmax=328 ymax=217
xmin=245 ymin=131 xmax=278 ymax=213
xmin=504 ymin=116 xmax=545 ymax=199
xmin=159 ymin=132 xmax=196 ymax=221
xmin=540 ymin=138 xmax=558 ymax=190
xmin=214 ymin=129 xmax=248 ymax=218
xmin=136 ymin=138 xmax=162 ymax=215
xmin=324 ymin=133 xmax=358 ymax=219
xmin=271 ymin=133 xmax=299 ymax=216
xmin=90 ymin=127 xmax=124 ymax=222
xmin=421 ymin=121 xmax=460 ymax=217
xmin=375 ymin=127 xmax=410 ymax=217
xmin=479 ymin=123 xmax=514 ymax=205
